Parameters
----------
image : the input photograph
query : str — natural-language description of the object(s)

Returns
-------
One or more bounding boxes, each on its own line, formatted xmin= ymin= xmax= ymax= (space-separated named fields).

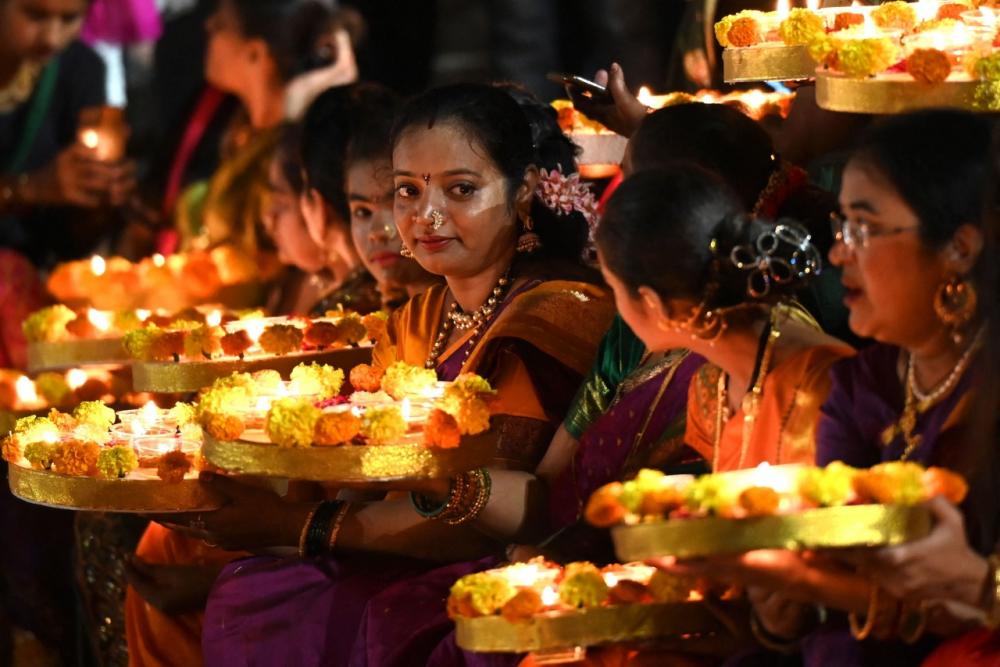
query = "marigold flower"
xmin=314 ymin=411 xmax=361 ymax=446
xmin=259 ymin=324 xmax=304 ymax=355
xmin=35 ymin=372 xmax=72 ymax=407
xmin=797 ymin=461 xmax=857 ymax=507
xmin=251 ymin=369 xmax=283 ymax=395
xmin=73 ymin=401 xmax=116 ymax=430
xmin=922 ymin=467 xmax=968 ymax=504
xmin=22 ymin=441 xmax=55 ymax=469
xmin=500 ymin=588 xmax=544 ymax=622
xmin=157 ymin=450 xmax=194 ymax=484
xmin=202 ymin=413 xmax=245 ymax=441
xmin=448 ymin=572 xmax=516 ymax=617
xmin=1 ymin=436 xmax=22 ymax=464
xmin=336 ymin=313 xmax=369 ymax=346
xmin=168 ymin=402 xmax=198 ymax=427
xmin=303 ymin=321 xmax=340 ymax=349
xmin=647 ymin=570 xmax=695 ymax=604
xmin=266 ymin=398 xmax=321 ymax=447
xmin=906 ymin=47 xmax=953 ymax=83
xmin=291 ymin=363 xmax=344 ymax=398
xmin=361 ymin=311 xmax=389 ymax=342
xmin=872 ymin=1 xmax=918 ymax=31
xmin=220 ymin=330 xmax=254 ymax=357
xmin=833 ymin=12 xmax=865 ymax=32
xmin=23 ymin=305 xmax=76 ymax=343
xmin=349 ymin=363 xmax=384 ymax=392
xmin=184 ymin=325 xmax=224 ymax=360
xmin=834 ymin=35 xmax=901 ymax=78
xmin=51 ymin=439 xmax=100 ymax=476
xmin=727 ymin=17 xmax=763 ymax=47
xmin=123 ymin=327 xmax=159 ymax=361
xmin=559 ymin=563 xmax=609 ymax=608
xmin=938 ymin=3 xmax=970 ymax=20
xmin=97 ymin=445 xmax=139 ymax=479
xmin=360 ymin=405 xmax=406 ymax=445
xmin=683 ymin=475 xmax=730 ymax=516
xmin=852 ymin=461 xmax=926 ymax=505
xmin=779 ymin=9 xmax=825 ymax=46
xmin=738 ymin=486 xmax=781 ymax=517
xmin=381 ymin=361 xmax=437 ymax=400
xmin=608 ymin=579 xmax=652 ymax=605
xmin=149 ymin=330 xmax=187 ymax=361
xmin=714 ymin=10 xmax=765 ymax=48
xmin=584 ymin=482 xmax=627 ymax=528
xmin=422 ymin=408 xmax=462 ymax=449
xmin=14 ymin=414 xmax=60 ymax=440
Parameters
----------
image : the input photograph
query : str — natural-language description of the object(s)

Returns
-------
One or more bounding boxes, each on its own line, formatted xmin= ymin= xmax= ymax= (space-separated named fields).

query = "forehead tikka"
xmin=422 ymin=174 xmax=431 ymax=185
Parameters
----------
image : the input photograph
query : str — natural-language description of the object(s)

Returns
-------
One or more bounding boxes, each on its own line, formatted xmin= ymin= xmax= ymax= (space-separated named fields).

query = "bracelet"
xmin=299 ymin=500 xmax=345 ymax=558
xmin=897 ymin=600 xmax=929 ymax=644
xmin=410 ymin=475 xmax=466 ymax=519
xmin=326 ymin=501 xmax=351 ymax=553
xmin=849 ymin=584 xmax=880 ymax=641
xmin=298 ymin=503 xmax=323 ymax=557
xmin=443 ymin=468 xmax=492 ymax=526
xmin=749 ymin=610 xmax=802 ymax=655
xmin=982 ymin=554 xmax=1000 ymax=628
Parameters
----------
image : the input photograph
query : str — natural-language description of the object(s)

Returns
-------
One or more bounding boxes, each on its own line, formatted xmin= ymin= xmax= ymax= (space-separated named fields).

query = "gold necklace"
xmin=0 ymin=62 xmax=41 ymax=114
xmin=713 ymin=308 xmax=783 ymax=471
xmin=881 ymin=326 xmax=985 ymax=461
xmin=424 ymin=270 xmax=512 ymax=369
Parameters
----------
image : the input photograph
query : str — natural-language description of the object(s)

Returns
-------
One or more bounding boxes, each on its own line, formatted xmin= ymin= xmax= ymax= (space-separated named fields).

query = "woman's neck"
xmin=689 ymin=310 xmax=770 ymax=409
xmin=447 ymin=251 xmax=515 ymax=313
xmin=909 ymin=328 xmax=972 ymax=393
xmin=406 ymin=276 xmax=440 ymax=298
xmin=239 ymin=79 xmax=285 ymax=130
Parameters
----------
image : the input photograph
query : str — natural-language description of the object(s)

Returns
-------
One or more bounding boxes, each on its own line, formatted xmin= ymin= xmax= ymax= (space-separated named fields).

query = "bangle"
xmin=983 ymin=554 xmax=1000 ymax=628
xmin=749 ymin=611 xmax=801 ymax=655
xmin=849 ymin=584 xmax=880 ymax=641
xmin=443 ymin=468 xmax=491 ymax=526
xmin=326 ymin=501 xmax=351 ymax=553
xmin=410 ymin=475 xmax=466 ymax=519
xmin=897 ymin=600 xmax=929 ymax=644
xmin=299 ymin=500 xmax=345 ymax=558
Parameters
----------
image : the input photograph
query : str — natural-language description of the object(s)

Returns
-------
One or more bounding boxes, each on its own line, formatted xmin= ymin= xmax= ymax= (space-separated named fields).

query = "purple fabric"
xmin=202 ymin=554 xmax=431 ymax=666
xmin=801 ymin=343 xmax=976 ymax=667
xmin=81 ymin=0 xmax=162 ymax=45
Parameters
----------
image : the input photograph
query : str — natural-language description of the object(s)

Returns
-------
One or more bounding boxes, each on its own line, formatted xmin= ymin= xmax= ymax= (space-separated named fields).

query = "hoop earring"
xmin=934 ymin=276 xmax=977 ymax=344
xmin=400 ymin=243 xmax=414 ymax=259
xmin=516 ymin=213 xmax=542 ymax=254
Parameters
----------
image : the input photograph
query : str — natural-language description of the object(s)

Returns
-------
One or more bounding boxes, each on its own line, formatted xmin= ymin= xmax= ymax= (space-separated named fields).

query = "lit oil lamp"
xmin=130 ymin=434 xmax=199 ymax=460
xmin=77 ymin=106 xmax=129 ymax=163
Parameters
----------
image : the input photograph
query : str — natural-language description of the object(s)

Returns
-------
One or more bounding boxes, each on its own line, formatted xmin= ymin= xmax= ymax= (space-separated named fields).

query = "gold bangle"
xmin=984 ymin=554 xmax=1000 ymax=628
xmin=297 ymin=503 xmax=322 ymax=558
xmin=849 ymin=584 xmax=880 ymax=641
xmin=444 ymin=469 xmax=491 ymax=526
xmin=326 ymin=502 xmax=351 ymax=553
xmin=749 ymin=611 xmax=801 ymax=654
xmin=898 ymin=600 xmax=929 ymax=644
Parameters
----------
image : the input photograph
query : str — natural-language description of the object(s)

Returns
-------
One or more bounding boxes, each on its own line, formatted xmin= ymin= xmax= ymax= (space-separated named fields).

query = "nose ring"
xmin=429 ymin=210 xmax=445 ymax=231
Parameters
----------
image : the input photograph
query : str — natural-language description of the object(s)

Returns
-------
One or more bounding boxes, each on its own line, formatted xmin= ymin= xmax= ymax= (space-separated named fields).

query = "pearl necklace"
xmin=424 ymin=270 xmax=512 ymax=369
xmin=882 ymin=326 xmax=985 ymax=460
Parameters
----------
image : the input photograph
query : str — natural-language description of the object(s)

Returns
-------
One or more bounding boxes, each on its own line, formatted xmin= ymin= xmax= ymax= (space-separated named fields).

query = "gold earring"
xmin=400 ymin=243 xmax=414 ymax=259
xmin=516 ymin=213 xmax=542 ymax=254
xmin=934 ymin=276 xmax=977 ymax=344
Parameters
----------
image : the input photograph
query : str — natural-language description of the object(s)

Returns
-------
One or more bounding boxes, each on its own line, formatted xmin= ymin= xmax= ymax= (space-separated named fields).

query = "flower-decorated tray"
xmin=132 ymin=346 xmax=373 ymax=393
xmin=7 ymin=464 xmax=222 ymax=513
xmin=455 ymin=600 xmax=729 ymax=654
xmin=27 ymin=339 xmax=129 ymax=373
xmin=572 ymin=134 xmax=627 ymax=176
xmin=723 ymin=44 xmax=816 ymax=83
xmin=587 ymin=463 xmax=964 ymax=561
xmin=202 ymin=430 xmax=496 ymax=483
xmin=815 ymin=70 xmax=979 ymax=114
xmin=611 ymin=503 xmax=932 ymax=561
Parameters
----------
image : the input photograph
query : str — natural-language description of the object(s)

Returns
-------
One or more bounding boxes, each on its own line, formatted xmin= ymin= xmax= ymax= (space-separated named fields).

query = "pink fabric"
xmin=82 ymin=0 xmax=162 ymax=45
xmin=0 ymin=250 xmax=48 ymax=369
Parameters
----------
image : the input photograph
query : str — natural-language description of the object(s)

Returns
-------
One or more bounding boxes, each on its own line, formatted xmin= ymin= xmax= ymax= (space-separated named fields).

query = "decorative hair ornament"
xmin=730 ymin=223 xmax=822 ymax=299
xmin=535 ymin=167 xmax=600 ymax=234
xmin=751 ymin=159 xmax=808 ymax=220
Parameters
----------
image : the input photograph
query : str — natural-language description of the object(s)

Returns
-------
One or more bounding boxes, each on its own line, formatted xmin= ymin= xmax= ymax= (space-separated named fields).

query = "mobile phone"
xmin=546 ymin=72 xmax=612 ymax=104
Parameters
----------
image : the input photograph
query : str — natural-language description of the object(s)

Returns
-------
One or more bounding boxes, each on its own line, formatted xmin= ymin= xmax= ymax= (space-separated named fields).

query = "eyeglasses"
xmin=830 ymin=213 xmax=918 ymax=250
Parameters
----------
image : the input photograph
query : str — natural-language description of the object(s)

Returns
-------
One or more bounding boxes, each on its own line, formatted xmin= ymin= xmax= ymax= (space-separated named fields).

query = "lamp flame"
xmin=90 ymin=255 xmax=106 ymax=277
xmin=140 ymin=400 xmax=160 ymax=428
xmin=136 ymin=309 xmax=151 ymax=322
xmin=776 ymin=0 xmax=790 ymax=16
xmin=206 ymin=310 xmax=223 ymax=327
xmin=243 ymin=320 xmax=266 ymax=345
xmin=15 ymin=376 xmax=37 ymax=404
xmin=66 ymin=369 xmax=88 ymax=390
xmin=806 ymin=0 xmax=821 ymax=10
xmin=80 ymin=129 xmax=100 ymax=150
xmin=152 ymin=253 xmax=166 ymax=268
xmin=541 ymin=586 xmax=559 ymax=606
xmin=637 ymin=86 xmax=655 ymax=107
xmin=401 ymin=397 xmax=412 ymax=422
xmin=87 ymin=308 xmax=112 ymax=333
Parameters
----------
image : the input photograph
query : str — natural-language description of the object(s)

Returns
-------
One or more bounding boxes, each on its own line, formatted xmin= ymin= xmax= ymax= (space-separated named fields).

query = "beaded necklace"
xmin=882 ymin=326 xmax=985 ymax=461
xmin=424 ymin=269 xmax=512 ymax=369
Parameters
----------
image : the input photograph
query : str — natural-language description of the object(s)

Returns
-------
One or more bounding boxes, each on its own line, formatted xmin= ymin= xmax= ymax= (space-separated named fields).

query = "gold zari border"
xmin=815 ymin=72 xmax=978 ymax=114
xmin=723 ymin=45 xmax=816 ymax=83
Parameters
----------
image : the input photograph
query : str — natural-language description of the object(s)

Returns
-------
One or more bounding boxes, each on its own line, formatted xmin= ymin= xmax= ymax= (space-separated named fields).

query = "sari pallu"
xmin=348 ymin=352 xmax=705 ymax=667
xmin=200 ymin=279 xmax=613 ymax=667
xmin=799 ymin=343 xmax=982 ymax=667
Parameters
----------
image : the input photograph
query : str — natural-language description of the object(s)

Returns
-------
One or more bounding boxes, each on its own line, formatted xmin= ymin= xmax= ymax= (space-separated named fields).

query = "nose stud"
xmin=429 ymin=210 xmax=445 ymax=231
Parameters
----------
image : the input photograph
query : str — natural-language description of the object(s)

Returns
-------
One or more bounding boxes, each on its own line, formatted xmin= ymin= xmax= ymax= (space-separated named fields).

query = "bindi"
xmin=422 ymin=174 xmax=431 ymax=185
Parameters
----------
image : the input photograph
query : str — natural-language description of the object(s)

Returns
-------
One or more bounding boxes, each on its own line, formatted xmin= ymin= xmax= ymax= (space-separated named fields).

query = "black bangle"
xmin=302 ymin=500 xmax=344 ymax=558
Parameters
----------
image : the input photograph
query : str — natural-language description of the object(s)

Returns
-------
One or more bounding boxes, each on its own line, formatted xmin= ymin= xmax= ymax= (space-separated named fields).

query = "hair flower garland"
xmin=536 ymin=168 xmax=600 ymax=233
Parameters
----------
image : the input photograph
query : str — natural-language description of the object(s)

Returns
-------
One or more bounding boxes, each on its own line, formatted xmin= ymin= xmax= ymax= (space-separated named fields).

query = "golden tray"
xmin=131 ymin=345 xmax=373 ymax=393
xmin=455 ymin=600 xmax=728 ymax=653
xmin=571 ymin=133 xmax=627 ymax=169
xmin=612 ymin=504 xmax=932 ymax=561
xmin=815 ymin=71 xmax=979 ymax=114
xmin=723 ymin=45 xmax=816 ymax=83
xmin=7 ymin=463 xmax=223 ymax=513
xmin=202 ymin=431 xmax=497 ymax=483
xmin=27 ymin=338 xmax=128 ymax=373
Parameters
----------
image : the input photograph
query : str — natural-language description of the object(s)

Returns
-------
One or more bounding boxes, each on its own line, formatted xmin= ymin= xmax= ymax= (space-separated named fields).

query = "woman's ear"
xmin=637 ymin=285 xmax=672 ymax=328
xmin=516 ymin=165 xmax=540 ymax=212
xmin=943 ymin=223 xmax=985 ymax=276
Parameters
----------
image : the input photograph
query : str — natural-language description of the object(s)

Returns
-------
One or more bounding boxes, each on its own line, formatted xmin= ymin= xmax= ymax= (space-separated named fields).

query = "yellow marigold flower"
xmin=202 ymin=413 xmax=245 ymax=441
xmin=97 ymin=445 xmax=139 ymax=479
xmin=22 ymin=441 xmax=56 ymax=470
xmin=559 ymin=563 xmax=609 ymax=608
xmin=853 ymin=461 xmax=927 ymax=505
xmin=779 ymin=9 xmax=825 ymax=46
xmin=798 ymin=461 xmax=857 ymax=507
xmin=872 ymin=1 xmax=917 ymax=31
xmin=51 ymin=439 xmax=100 ymax=476
xmin=360 ymin=405 xmax=406 ymax=445
xmin=251 ymin=370 xmax=283 ymax=395
xmin=14 ymin=415 xmax=60 ymax=443
xmin=314 ymin=411 xmax=362 ymax=446
xmin=73 ymin=401 xmax=116 ymax=430
xmin=259 ymin=324 xmax=304 ymax=355
xmin=291 ymin=363 xmax=345 ymax=398
xmin=23 ymin=305 xmax=76 ymax=343
xmin=834 ymin=35 xmax=900 ymax=78
xmin=807 ymin=32 xmax=837 ymax=65
xmin=336 ymin=313 xmax=368 ymax=345
xmin=266 ymin=398 xmax=321 ymax=447
xmin=683 ymin=474 xmax=731 ymax=516
xmin=123 ymin=326 xmax=159 ymax=361
xmin=647 ymin=570 xmax=696 ymax=604
xmin=168 ymin=402 xmax=198 ymax=426
xmin=448 ymin=572 xmax=516 ymax=617
xmin=381 ymin=361 xmax=437 ymax=400
xmin=183 ymin=325 xmax=224 ymax=360
xmin=435 ymin=378 xmax=493 ymax=436
xmin=361 ymin=311 xmax=389 ymax=342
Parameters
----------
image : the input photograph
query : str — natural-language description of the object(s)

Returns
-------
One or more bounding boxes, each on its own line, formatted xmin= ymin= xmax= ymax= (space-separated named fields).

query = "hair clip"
xmin=730 ymin=223 xmax=821 ymax=299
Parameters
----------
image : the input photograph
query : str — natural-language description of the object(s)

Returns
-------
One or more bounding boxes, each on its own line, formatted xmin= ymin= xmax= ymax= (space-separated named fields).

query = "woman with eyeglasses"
xmin=658 ymin=110 xmax=998 ymax=667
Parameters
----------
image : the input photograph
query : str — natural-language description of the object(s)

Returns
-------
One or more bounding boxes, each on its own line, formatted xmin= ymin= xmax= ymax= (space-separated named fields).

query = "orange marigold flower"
xmin=834 ymin=12 xmax=865 ymax=31
xmin=157 ymin=450 xmax=194 ymax=484
xmin=314 ymin=411 xmax=362 ymax=446
xmin=361 ymin=312 xmax=388 ymax=342
xmin=608 ymin=579 xmax=652 ymax=605
xmin=738 ymin=486 xmax=781 ymax=517
xmin=1 ymin=436 xmax=21 ymax=464
xmin=638 ymin=485 xmax=685 ymax=517
xmin=220 ymin=330 xmax=254 ymax=357
xmin=500 ymin=588 xmax=544 ymax=622
xmin=202 ymin=413 xmax=245 ymax=441
xmin=584 ymin=482 xmax=627 ymax=528
xmin=422 ymin=408 xmax=462 ymax=449
xmin=303 ymin=321 xmax=340 ymax=349
xmin=149 ymin=331 xmax=187 ymax=361
xmin=907 ymin=48 xmax=952 ymax=84
xmin=349 ymin=363 xmax=384 ymax=392
xmin=51 ymin=439 xmax=100 ymax=476
xmin=727 ymin=17 xmax=762 ymax=47
xmin=938 ymin=3 xmax=969 ymax=19
xmin=259 ymin=324 xmax=304 ymax=355
xmin=923 ymin=467 xmax=968 ymax=504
